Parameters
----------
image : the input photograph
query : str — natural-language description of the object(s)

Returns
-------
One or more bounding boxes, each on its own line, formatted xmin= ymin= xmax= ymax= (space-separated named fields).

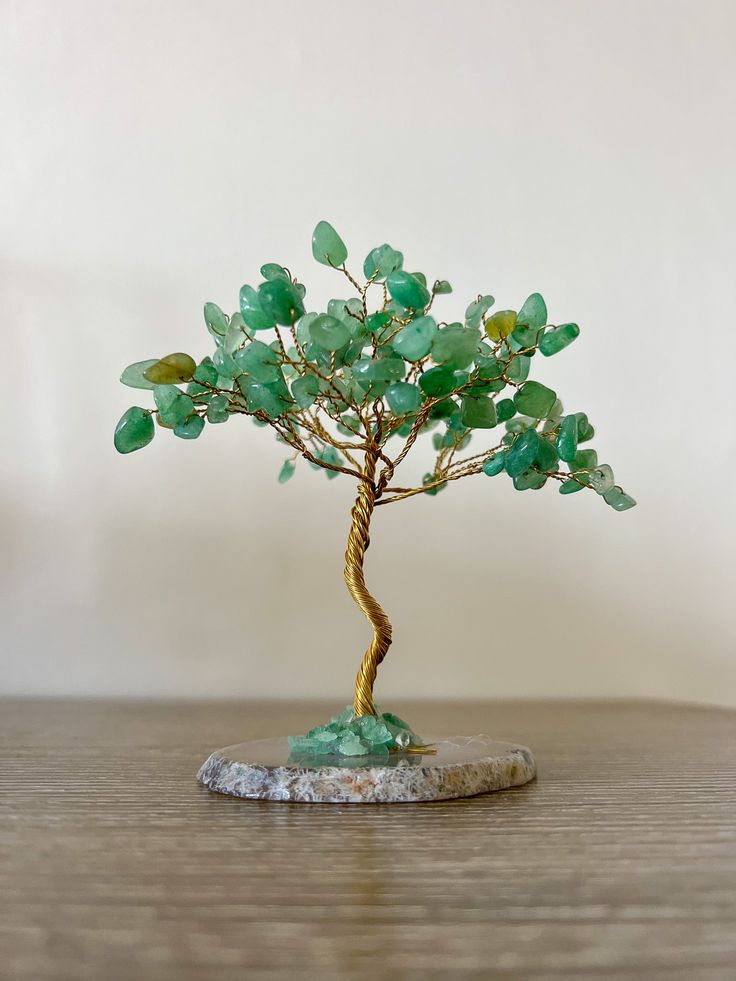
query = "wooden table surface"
xmin=1 ymin=699 xmax=735 ymax=981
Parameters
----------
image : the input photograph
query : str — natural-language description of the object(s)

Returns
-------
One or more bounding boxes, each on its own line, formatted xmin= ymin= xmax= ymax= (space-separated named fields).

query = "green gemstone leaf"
xmin=234 ymin=340 xmax=283 ymax=383
xmin=428 ymin=398 xmax=458 ymax=420
xmin=506 ymin=415 xmax=536 ymax=434
xmin=485 ymin=310 xmax=517 ymax=341
xmin=291 ymin=373 xmax=320 ymax=408
xmin=391 ymin=315 xmax=437 ymax=361
xmin=296 ymin=312 xmax=317 ymax=344
xmin=545 ymin=398 xmax=564 ymax=426
xmin=386 ymin=271 xmax=431 ymax=310
xmin=513 ymin=381 xmax=557 ymax=418
xmin=433 ymin=280 xmax=452 ymax=294
xmin=258 ymin=279 xmax=305 ymax=326
xmin=173 ymin=415 xmax=204 ymax=440
xmin=496 ymin=398 xmax=516 ymax=423
xmin=475 ymin=356 xmax=504 ymax=379
xmin=240 ymin=285 xmax=276 ymax=331
xmin=120 ymin=359 xmax=158 ymax=391
xmin=506 ymin=354 xmax=530 ymax=384
xmin=511 ymin=323 xmax=545 ymax=349
xmin=539 ymin=322 xmax=580 ymax=356
xmin=418 ymin=365 xmax=459 ymax=398
xmin=482 ymin=451 xmax=507 ymax=476
xmin=260 ymin=263 xmax=289 ymax=281
xmin=363 ymin=244 xmax=403 ymax=281
xmin=603 ymin=487 xmax=637 ymax=511
xmin=206 ymin=395 xmax=229 ymax=424
xmin=310 ymin=314 xmax=351 ymax=351
xmin=460 ymin=395 xmax=497 ymax=429
xmin=505 ymin=429 xmax=540 ymax=477
xmin=465 ymin=295 xmax=494 ymax=328
xmin=432 ymin=325 xmax=481 ymax=370
xmin=535 ymin=436 xmax=559 ymax=472
xmin=278 ymin=459 xmax=296 ymax=483
xmin=517 ymin=293 xmax=547 ymax=330
xmin=556 ymin=415 xmax=578 ymax=462
xmin=204 ymin=302 xmax=228 ymax=337
xmin=576 ymin=412 xmax=595 ymax=442
xmin=186 ymin=381 xmax=209 ymax=397
xmin=154 ymin=385 xmax=195 ymax=426
xmin=239 ymin=379 xmax=292 ymax=418
xmin=193 ymin=358 xmax=218 ymax=386
xmin=385 ymin=381 xmax=422 ymax=415
xmin=212 ymin=347 xmax=239 ymax=378
xmin=513 ymin=470 xmax=547 ymax=491
xmin=143 ymin=353 xmax=197 ymax=385
xmin=571 ymin=448 xmax=598 ymax=471
xmin=589 ymin=463 xmax=615 ymax=494
xmin=312 ymin=220 xmax=348 ymax=267
xmin=114 ymin=407 xmax=154 ymax=454
xmin=560 ymin=478 xmax=585 ymax=495
xmin=365 ymin=311 xmax=391 ymax=334
xmin=465 ymin=379 xmax=499 ymax=396
xmin=221 ymin=320 xmax=246 ymax=355
xmin=353 ymin=358 xmax=405 ymax=387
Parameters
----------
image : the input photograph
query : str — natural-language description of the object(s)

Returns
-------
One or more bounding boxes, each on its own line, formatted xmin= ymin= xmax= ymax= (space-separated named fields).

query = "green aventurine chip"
xmin=234 ymin=340 xmax=282 ymax=383
xmin=114 ymin=407 xmax=154 ymax=454
xmin=386 ymin=270 xmax=431 ymax=310
xmin=310 ymin=315 xmax=351 ymax=351
xmin=312 ymin=220 xmax=348 ymax=267
xmin=556 ymin=415 xmax=579 ymax=462
xmin=143 ymin=353 xmax=197 ymax=385
xmin=120 ymin=360 xmax=158 ymax=390
xmin=483 ymin=451 xmax=507 ymax=476
xmin=258 ymin=279 xmax=305 ymax=326
xmin=363 ymin=244 xmax=403 ymax=280
xmin=505 ymin=429 xmax=540 ymax=477
xmin=206 ymin=395 xmax=229 ymax=423
xmin=392 ymin=316 xmax=438 ymax=361
xmin=513 ymin=381 xmax=557 ymax=418
xmin=174 ymin=415 xmax=204 ymax=440
xmin=386 ymin=382 xmax=422 ymax=415
xmin=461 ymin=395 xmax=497 ymax=429
xmin=517 ymin=292 xmax=547 ymax=330
xmin=539 ymin=323 xmax=580 ymax=356
xmin=154 ymin=386 xmax=195 ymax=426
xmin=291 ymin=374 xmax=320 ymax=408
xmin=603 ymin=487 xmax=637 ymax=511
xmin=419 ymin=365 xmax=459 ymax=398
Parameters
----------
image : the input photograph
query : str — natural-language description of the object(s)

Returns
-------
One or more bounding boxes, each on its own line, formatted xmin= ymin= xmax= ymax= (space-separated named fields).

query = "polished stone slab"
xmin=197 ymin=734 xmax=536 ymax=803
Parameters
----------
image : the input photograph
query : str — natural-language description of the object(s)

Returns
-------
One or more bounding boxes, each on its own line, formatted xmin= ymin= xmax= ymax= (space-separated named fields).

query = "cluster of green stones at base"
xmin=288 ymin=706 xmax=425 ymax=758
xmin=114 ymin=220 xmax=635 ymax=511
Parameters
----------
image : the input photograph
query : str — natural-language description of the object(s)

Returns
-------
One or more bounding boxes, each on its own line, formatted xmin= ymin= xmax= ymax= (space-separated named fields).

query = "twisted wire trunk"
xmin=344 ymin=449 xmax=392 ymax=717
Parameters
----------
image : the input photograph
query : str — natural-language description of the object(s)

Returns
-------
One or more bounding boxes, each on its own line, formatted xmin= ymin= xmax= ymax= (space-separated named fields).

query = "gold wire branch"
xmin=343 ymin=449 xmax=393 ymax=717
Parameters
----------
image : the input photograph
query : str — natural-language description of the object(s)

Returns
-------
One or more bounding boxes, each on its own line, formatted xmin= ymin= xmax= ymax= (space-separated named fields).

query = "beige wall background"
xmin=2 ymin=0 xmax=735 ymax=705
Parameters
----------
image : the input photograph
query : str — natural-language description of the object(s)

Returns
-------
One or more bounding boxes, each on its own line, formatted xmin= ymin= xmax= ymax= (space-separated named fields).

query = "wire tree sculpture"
xmin=115 ymin=221 xmax=635 ymax=756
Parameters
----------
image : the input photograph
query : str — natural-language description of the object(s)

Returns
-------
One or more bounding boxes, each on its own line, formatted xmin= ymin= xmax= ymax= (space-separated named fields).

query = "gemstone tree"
xmin=115 ymin=221 xmax=635 ymax=756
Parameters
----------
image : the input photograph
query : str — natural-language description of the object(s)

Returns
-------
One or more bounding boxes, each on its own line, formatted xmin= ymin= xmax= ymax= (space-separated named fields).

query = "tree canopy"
xmin=115 ymin=220 xmax=635 ymax=512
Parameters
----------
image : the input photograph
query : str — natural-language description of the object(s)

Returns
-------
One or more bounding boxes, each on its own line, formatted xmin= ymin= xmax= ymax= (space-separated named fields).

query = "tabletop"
xmin=1 ymin=698 xmax=735 ymax=981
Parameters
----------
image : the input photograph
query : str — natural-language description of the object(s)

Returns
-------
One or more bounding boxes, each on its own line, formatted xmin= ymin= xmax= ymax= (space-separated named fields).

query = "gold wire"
xmin=344 ymin=450 xmax=392 ymax=717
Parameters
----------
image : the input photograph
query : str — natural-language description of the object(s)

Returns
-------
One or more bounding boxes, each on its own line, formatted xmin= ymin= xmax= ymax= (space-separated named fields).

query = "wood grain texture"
xmin=1 ymin=699 xmax=735 ymax=981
